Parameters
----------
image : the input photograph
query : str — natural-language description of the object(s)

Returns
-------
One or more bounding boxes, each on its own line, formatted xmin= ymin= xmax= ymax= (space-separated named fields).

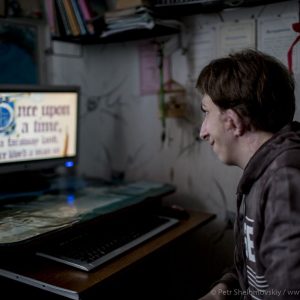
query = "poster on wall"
xmin=217 ymin=19 xmax=256 ymax=57
xmin=138 ymin=42 xmax=171 ymax=96
xmin=0 ymin=19 xmax=41 ymax=84
xmin=187 ymin=23 xmax=218 ymax=83
xmin=257 ymin=13 xmax=300 ymax=74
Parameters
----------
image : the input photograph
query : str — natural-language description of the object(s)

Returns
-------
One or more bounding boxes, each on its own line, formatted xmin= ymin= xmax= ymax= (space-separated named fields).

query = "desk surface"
xmin=0 ymin=211 xmax=215 ymax=300
xmin=0 ymin=180 xmax=176 ymax=245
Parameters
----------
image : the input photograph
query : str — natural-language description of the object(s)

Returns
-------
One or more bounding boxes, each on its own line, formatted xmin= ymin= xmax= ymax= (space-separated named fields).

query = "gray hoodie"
xmin=221 ymin=121 xmax=300 ymax=299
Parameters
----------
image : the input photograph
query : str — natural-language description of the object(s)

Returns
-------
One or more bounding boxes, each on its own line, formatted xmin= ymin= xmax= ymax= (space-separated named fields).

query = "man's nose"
xmin=199 ymin=123 xmax=209 ymax=141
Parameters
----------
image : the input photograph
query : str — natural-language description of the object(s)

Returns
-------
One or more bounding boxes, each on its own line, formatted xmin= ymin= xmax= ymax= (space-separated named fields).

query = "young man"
xmin=197 ymin=49 xmax=300 ymax=299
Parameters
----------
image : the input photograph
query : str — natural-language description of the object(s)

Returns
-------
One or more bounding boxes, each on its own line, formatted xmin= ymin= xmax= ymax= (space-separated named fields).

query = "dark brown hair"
xmin=196 ymin=49 xmax=295 ymax=132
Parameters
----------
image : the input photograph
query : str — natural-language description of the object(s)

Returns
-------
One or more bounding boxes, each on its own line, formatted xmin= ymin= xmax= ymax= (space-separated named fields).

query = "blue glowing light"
xmin=65 ymin=161 xmax=74 ymax=168
xmin=67 ymin=194 xmax=75 ymax=205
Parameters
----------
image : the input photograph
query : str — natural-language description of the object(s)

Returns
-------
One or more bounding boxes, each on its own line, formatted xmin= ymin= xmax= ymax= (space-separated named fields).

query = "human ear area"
xmin=223 ymin=109 xmax=246 ymax=137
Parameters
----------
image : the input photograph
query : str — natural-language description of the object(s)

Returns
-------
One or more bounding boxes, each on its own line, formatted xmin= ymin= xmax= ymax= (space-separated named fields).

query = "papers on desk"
xmin=0 ymin=201 xmax=78 ymax=244
xmin=0 ymin=181 xmax=174 ymax=245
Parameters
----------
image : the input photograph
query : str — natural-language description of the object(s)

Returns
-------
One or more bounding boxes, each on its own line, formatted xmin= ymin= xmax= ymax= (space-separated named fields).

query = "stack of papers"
xmin=101 ymin=6 xmax=181 ymax=38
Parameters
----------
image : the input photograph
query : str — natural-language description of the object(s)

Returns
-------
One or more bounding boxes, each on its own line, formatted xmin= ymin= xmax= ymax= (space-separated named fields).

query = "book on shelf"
xmin=63 ymin=0 xmax=81 ymax=36
xmin=45 ymin=0 xmax=181 ymax=40
xmin=45 ymin=0 xmax=96 ymax=37
xmin=77 ymin=0 xmax=95 ymax=34
xmin=84 ymin=0 xmax=106 ymax=34
xmin=55 ymin=0 xmax=73 ymax=36
xmin=45 ymin=0 xmax=58 ymax=35
xmin=70 ymin=0 xmax=88 ymax=35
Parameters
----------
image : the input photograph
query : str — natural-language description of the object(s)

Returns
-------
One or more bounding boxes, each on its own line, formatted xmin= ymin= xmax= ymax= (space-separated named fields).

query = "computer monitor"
xmin=0 ymin=85 xmax=79 ymax=175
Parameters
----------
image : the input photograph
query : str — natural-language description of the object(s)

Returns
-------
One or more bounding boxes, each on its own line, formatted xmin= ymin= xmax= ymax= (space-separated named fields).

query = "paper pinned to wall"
xmin=138 ymin=42 xmax=170 ymax=96
xmin=187 ymin=23 xmax=218 ymax=82
xmin=257 ymin=13 xmax=300 ymax=74
xmin=218 ymin=19 xmax=256 ymax=57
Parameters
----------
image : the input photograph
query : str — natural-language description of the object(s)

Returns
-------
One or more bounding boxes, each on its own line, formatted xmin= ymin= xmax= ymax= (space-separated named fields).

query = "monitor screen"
xmin=0 ymin=85 xmax=79 ymax=174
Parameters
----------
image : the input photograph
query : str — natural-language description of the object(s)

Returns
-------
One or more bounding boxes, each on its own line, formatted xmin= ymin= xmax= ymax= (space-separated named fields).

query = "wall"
xmin=46 ymin=1 xmax=300 ymax=297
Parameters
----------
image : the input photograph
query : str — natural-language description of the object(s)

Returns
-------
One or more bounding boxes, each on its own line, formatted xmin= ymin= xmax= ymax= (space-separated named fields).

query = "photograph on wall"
xmin=0 ymin=20 xmax=40 ymax=84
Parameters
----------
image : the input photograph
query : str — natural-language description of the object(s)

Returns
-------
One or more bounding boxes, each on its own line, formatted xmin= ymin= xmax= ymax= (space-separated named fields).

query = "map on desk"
xmin=0 ymin=181 xmax=175 ymax=245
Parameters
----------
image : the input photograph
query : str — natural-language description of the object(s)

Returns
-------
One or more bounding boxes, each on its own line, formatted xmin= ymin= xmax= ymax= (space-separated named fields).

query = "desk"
xmin=0 ymin=211 xmax=215 ymax=299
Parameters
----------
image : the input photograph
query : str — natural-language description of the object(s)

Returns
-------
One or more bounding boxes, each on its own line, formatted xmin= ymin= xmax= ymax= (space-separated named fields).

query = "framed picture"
xmin=0 ymin=19 xmax=43 ymax=84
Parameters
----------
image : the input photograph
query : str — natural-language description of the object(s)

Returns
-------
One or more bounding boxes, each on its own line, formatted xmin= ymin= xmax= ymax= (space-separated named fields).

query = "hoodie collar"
xmin=237 ymin=121 xmax=300 ymax=195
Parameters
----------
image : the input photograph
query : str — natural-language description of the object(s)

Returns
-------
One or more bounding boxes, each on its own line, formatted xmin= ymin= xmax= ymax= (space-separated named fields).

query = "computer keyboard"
xmin=36 ymin=214 xmax=179 ymax=271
